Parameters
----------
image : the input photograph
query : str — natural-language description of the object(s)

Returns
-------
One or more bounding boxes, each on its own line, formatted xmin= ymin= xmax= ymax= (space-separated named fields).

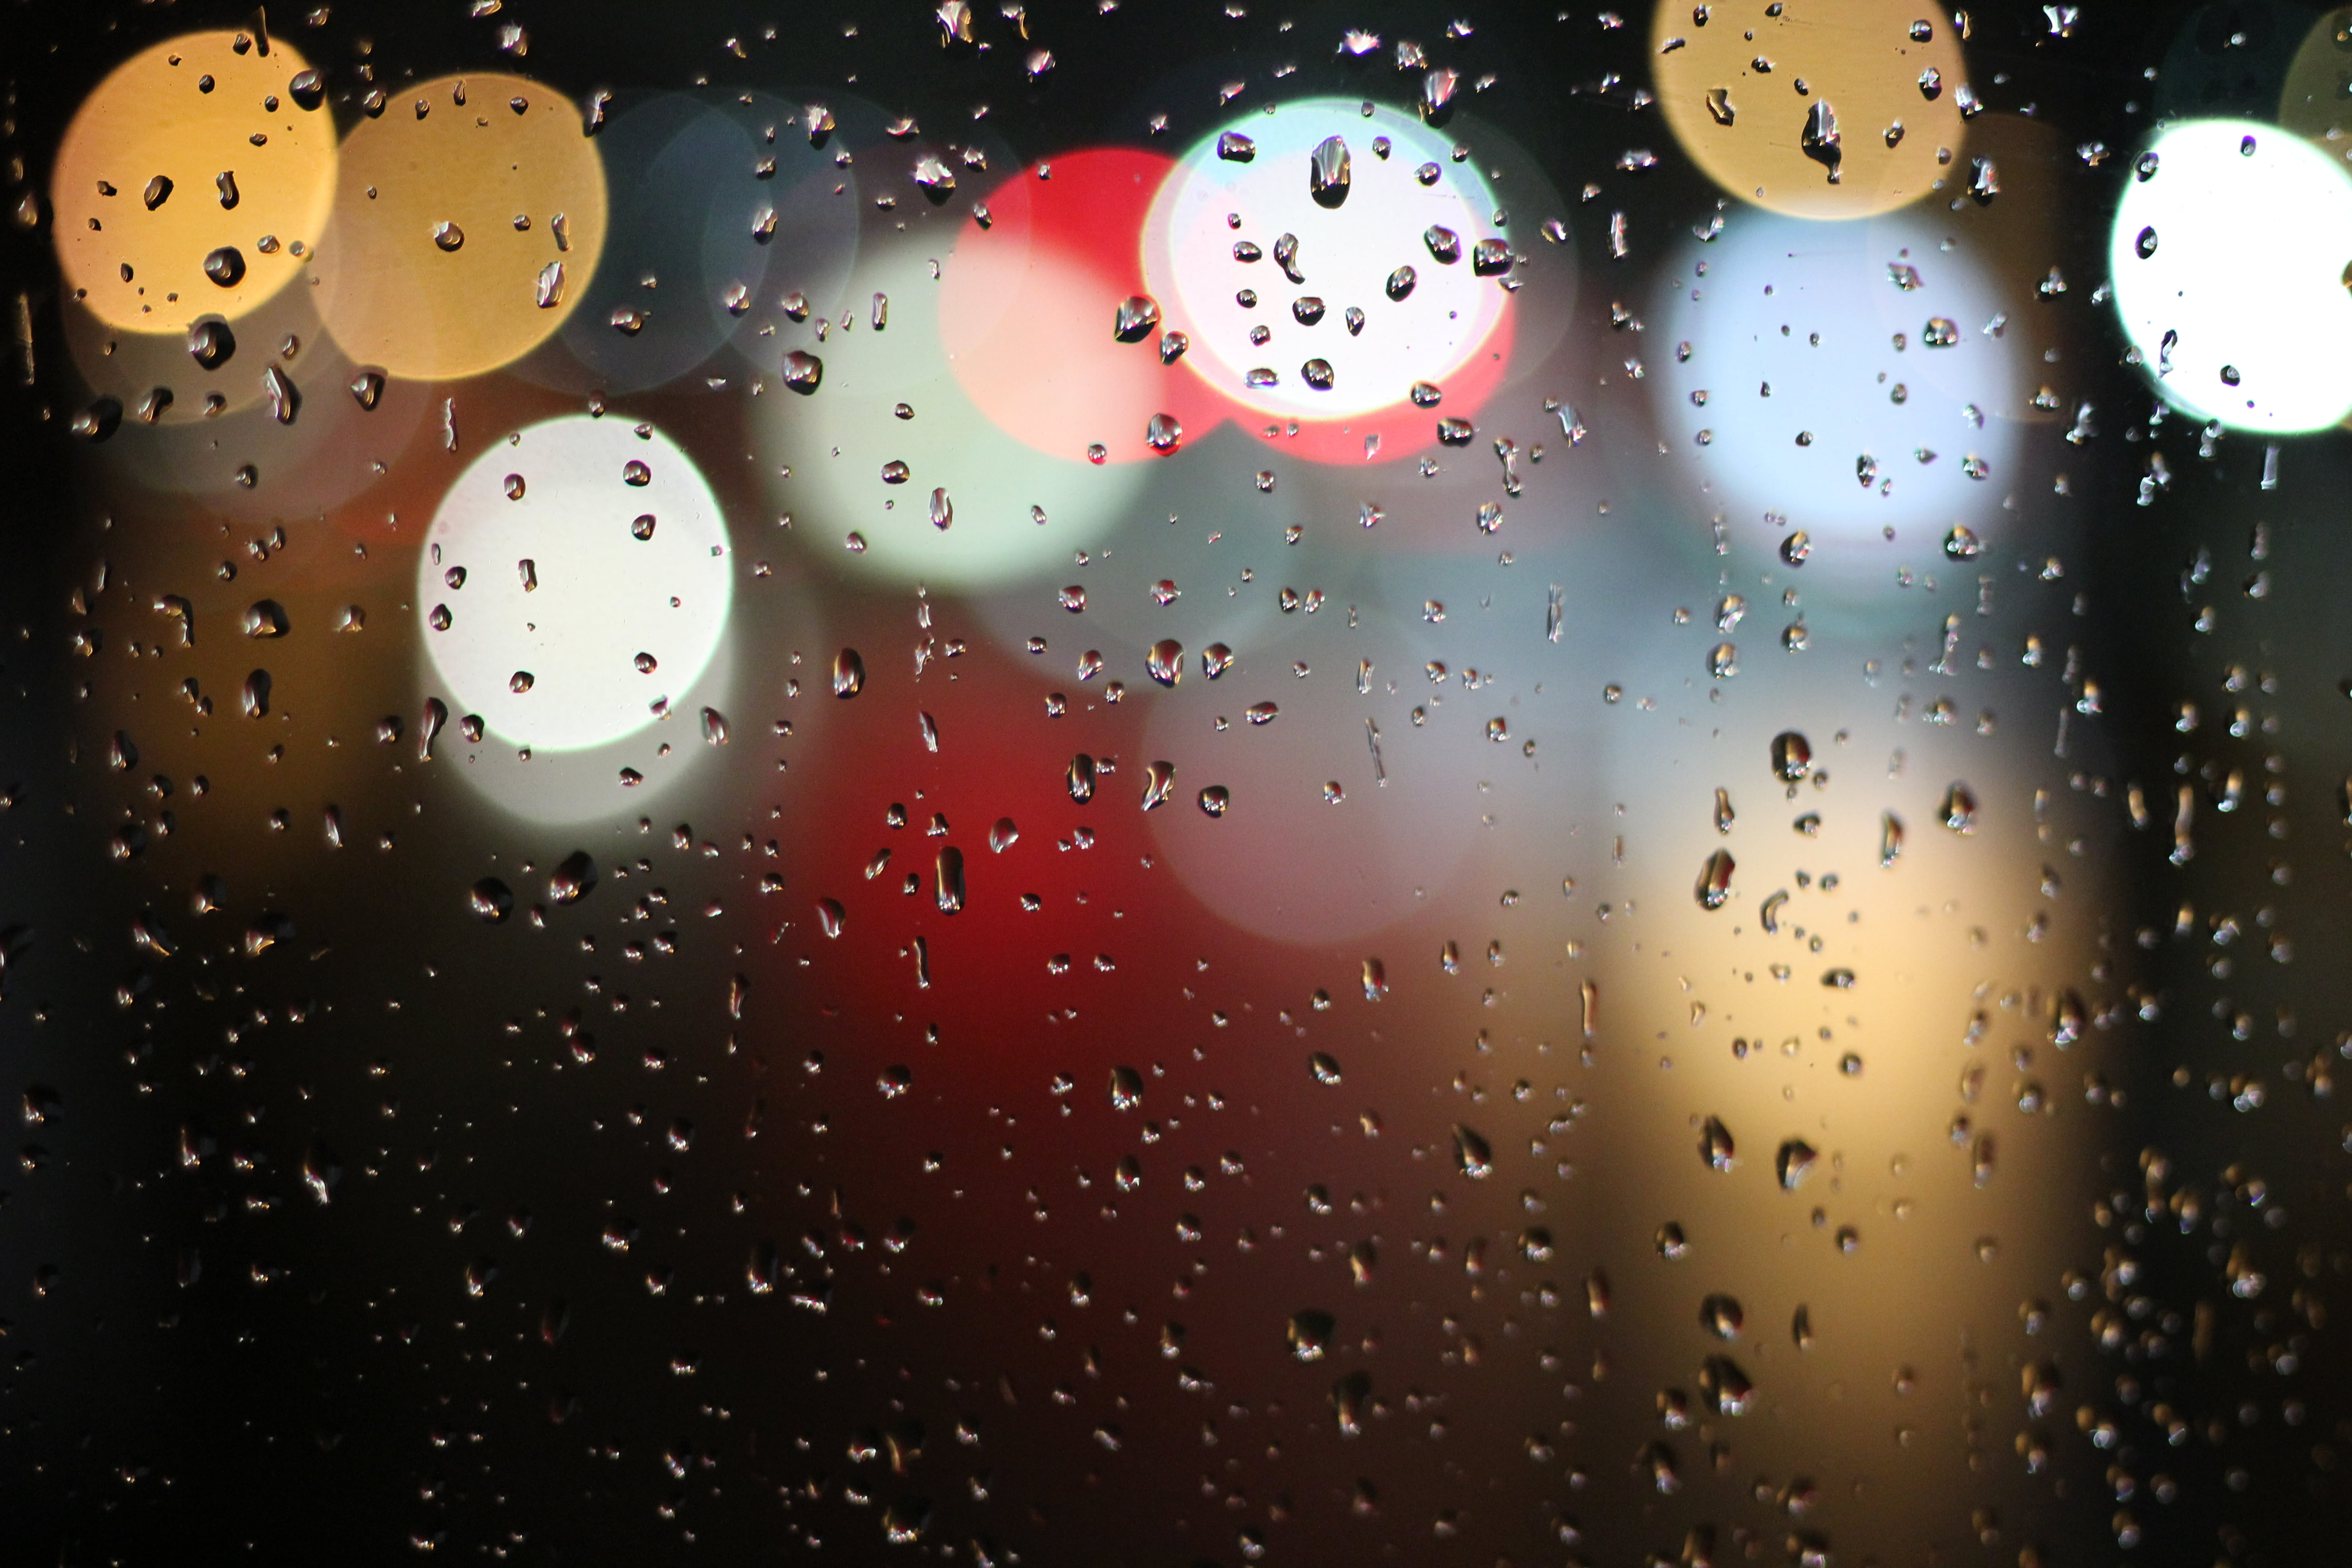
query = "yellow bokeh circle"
xmin=1653 ymin=0 xmax=1970 ymax=220
xmin=49 ymin=31 xmax=338 ymax=333
xmin=2279 ymin=8 xmax=2352 ymax=143
xmin=310 ymin=74 xmax=607 ymax=382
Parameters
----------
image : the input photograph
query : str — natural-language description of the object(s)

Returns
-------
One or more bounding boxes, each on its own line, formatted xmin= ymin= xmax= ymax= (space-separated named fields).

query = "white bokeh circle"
xmin=1651 ymin=207 xmax=2029 ymax=556
xmin=418 ymin=415 xmax=734 ymax=751
xmin=2110 ymin=118 xmax=2352 ymax=433
xmin=1144 ymin=99 xmax=1507 ymax=421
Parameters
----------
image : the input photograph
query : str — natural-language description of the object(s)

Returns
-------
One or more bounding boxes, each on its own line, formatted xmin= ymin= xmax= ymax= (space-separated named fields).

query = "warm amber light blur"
xmin=1653 ymin=0 xmax=1969 ymax=219
xmin=310 ymin=74 xmax=607 ymax=382
xmin=49 ymin=32 xmax=338 ymax=333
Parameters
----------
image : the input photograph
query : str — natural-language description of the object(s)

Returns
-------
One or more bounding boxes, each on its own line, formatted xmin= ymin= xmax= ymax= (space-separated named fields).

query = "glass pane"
xmin=4 ymin=2 xmax=2347 ymax=1562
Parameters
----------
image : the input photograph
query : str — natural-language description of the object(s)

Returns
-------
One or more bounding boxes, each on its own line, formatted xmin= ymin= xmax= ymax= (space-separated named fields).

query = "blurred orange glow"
xmin=1653 ymin=0 xmax=1969 ymax=220
xmin=310 ymin=74 xmax=607 ymax=382
xmin=50 ymin=31 xmax=338 ymax=333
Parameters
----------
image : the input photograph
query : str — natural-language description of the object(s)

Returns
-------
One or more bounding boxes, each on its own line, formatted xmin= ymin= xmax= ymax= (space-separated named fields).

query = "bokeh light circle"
xmin=1651 ymin=206 xmax=2026 ymax=556
xmin=940 ymin=147 xmax=1229 ymax=465
xmin=50 ymin=32 xmax=338 ymax=332
xmin=1142 ymin=100 xmax=1508 ymax=422
xmin=312 ymin=74 xmax=607 ymax=382
xmin=545 ymin=92 xmax=859 ymax=395
xmin=417 ymin=414 xmax=732 ymax=751
xmin=763 ymin=234 xmax=1157 ymax=590
xmin=1652 ymin=0 xmax=1968 ymax=220
xmin=2109 ymin=118 xmax=2352 ymax=432
xmin=2278 ymin=6 xmax=2352 ymax=142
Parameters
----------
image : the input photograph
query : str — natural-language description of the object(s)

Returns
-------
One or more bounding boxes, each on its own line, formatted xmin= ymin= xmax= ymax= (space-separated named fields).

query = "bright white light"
xmin=1144 ymin=99 xmax=1507 ymax=421
xmin=2110 ymin=118 xmax=2352 ymax=433
xmin=1651 ymin=207 xmax=2026 ymax=554
xmin=418 ymin=415 xmax=733 ymax=751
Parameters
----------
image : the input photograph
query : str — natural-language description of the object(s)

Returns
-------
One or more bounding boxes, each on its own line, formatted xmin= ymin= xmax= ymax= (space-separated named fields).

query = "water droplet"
xmin=700 ymin=706 xmax=728 ymax=745
xmin=187 ymin=317 xmax=236 ymax=370
xmin=1421 ymin=66 xmax=1460 ymax=121
xmin=1436 ymin=416 xmax=1474 ymax=444
xmin=1067 ymin=753 xmax=1096 ymax=803
xmin=1941 ymin=780 xmax=1978 ymax=833
xmin=1246 ymin=701 xmax=1278 ymax=724
xmin=235 ymin=598 xmax=289 ymax=641
xmin=142 ymin=174 xmax=173 ymax=211
xmin=1158 ymin=329 xmax=1189 ymax=364
xmin=1202 ymin=643 xmax=1233 ymax=679
xmin=988 ymin=817 xmax=1019 ymax=853
xmin=1472 ymin=237 xmax=1512 ymax=276
xmin=1308 ymin=1051 xmax=1342 ymax=1085
xmin=1386 ymin=265 xmax=1417 ymax=301
xmin=1699 ymin=1355 xmax=1753 ymax=1416
xmin=814 ymin=897 xmax=845 ymax=938
xmin=1922 ymin=316 xmax=1959 ymax=347
xmin=1216 ymin=131 xmax=1256 ymax=162
xmin=1310 ymin=134 xmax=1352 ymax=208
xmin=1779 ymin=531 xmax=1810 ymax=567
xmin=832 ymin=648 xmax=865 ymax=697
xmin=470 ymin=877 xmax=515 ymax=923
xmin=240 ymin=668 xmax=271 ymax=717
xmin=1655 ymin=1223 xmax=1689 ymax=1261
xmin=1146 ymin=412 xmax=1183 ymax=452
xmin=1705 ymin=85 xmax=1735 ymax=125
xmin=1108 ymin=1065 xmax=1144 ymax=1110
xmin=928 ymin=487 xmax=953 ymax=529
xmin=1147 ymin=639 xmax=1184 ymax=687
xmin=1287 ymin=1308 xmax=1335 ymax=1361
xmin=1770 ymin=731 xmax=1812 ymax=783
xmin=1700 ymin=1115 xmax=1736 ymax=1171
xmin=1709 ymin=642 xmax=1738 ymax=679
xmin=1197 ymin=785 xmax=1230 ymax=817
xmin=782 ymin=350 xmax=823 ymax=392
xmin=549 ymin=850 xmax=597 ymax=904
xmin=202 ymin=246 xmax=245 ymax=287
xmin=1114 ymin=294 xmax=1161 ymax=342
xmin=1451 ymin=1124 xmax=1493 ymax=1179
xmin=880 ymin=460 xmax=911 ymax=485
xmin=1700 ymin=1293 xmax=1744 ymax=1339
xmin=1423 ymin=225 xmax=1461 ymax=265
xmin=622 ymin=459 xmax=652 ymax=486
xmin=913 ymin=154 xmax=956 ymax=201
xmin=1272 ymin=232 xmax=1303 ymax=285
xmin=432 ymin=220 xmax=465 ymax=252
xmin=1141 ymin=760 xmax=1177 ymax=811
xmin=1943 ymin=524 xmax=1980 ymax=559
xmin=1801 ymin=98 xmax=1842 ymax=184
xmin=1695 ymin=848 xmax=1735 ymax=910
xmin=1775 ymin=1138 xmax=1818 ymax=1189
xmin=631 ymin=513 xmax=657 ymax=541
xmin=1060 ymin=584 xmax=1088 ymax=612
xmin=934 ymin=846 xmax=965 ymax=914
xmin=349 ymin=367 xmax=385 ymax=409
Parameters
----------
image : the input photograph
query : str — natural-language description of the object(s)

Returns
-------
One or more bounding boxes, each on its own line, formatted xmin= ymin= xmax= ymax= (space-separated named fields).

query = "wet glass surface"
xmin=0 ymin=2 xmax=2349 ymax=1563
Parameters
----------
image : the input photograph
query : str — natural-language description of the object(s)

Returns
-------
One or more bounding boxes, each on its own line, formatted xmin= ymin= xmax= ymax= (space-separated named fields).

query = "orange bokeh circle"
xmin=50 ymin=30 xmax=338 ymax=333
